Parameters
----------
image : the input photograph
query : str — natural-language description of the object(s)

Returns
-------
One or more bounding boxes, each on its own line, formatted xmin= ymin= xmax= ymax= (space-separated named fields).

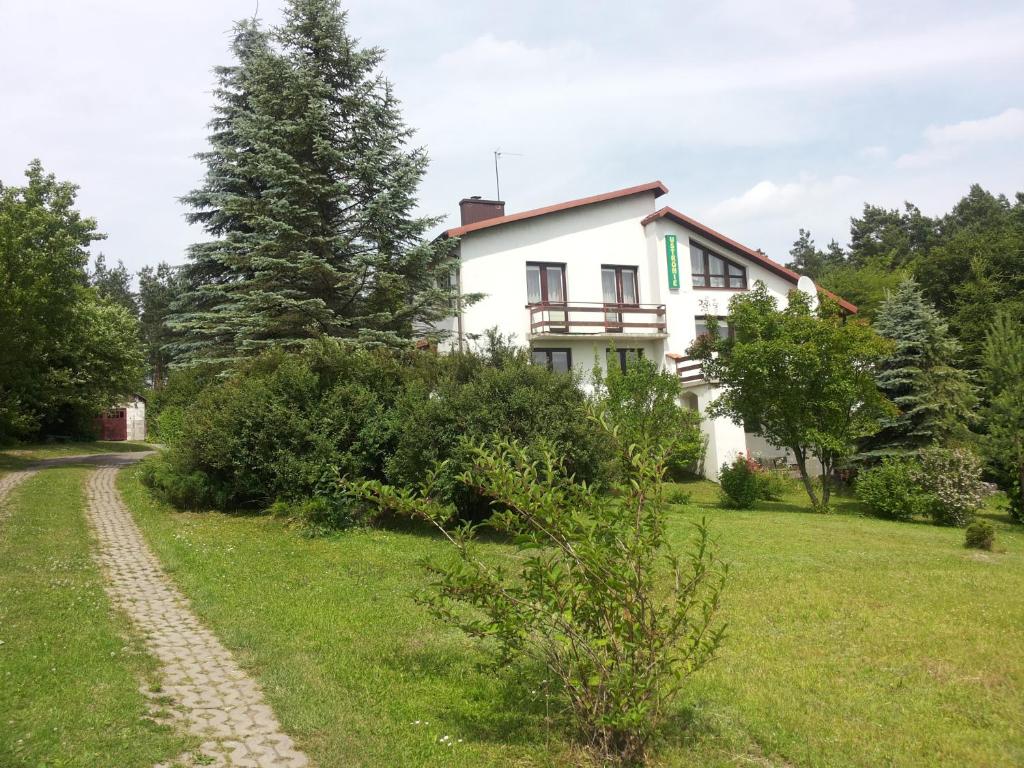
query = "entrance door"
xmin=602 ymin=266 xmax=638 ymax=330
xmin=98 ymin=409 xmax=128 ymax=441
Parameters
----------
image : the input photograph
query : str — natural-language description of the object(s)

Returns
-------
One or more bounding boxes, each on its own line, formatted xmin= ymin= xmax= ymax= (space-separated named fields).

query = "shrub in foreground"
xmin=348 ymin=430 xmax=727 ymax=766
xmin=964 ymin=520 xmax=995 ymax=551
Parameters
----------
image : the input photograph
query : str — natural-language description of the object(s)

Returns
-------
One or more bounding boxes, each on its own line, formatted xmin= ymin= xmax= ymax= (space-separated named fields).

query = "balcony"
xmin=527 ymin=302 xmax=668 ymax=339
xmin=667 ymin=353 xmax=708 ymax=386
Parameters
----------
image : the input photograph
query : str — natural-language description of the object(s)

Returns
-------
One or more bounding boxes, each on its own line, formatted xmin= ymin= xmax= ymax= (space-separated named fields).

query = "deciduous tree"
xmin=692 ymin=283 xmax=893 ymax=509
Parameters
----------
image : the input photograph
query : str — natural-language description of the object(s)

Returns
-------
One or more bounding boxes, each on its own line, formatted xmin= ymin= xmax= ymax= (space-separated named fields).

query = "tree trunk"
xmin=792 ymin=447 xmax=820 ymax=509
xmin=820 ymin=461 xmax=832 ymax=508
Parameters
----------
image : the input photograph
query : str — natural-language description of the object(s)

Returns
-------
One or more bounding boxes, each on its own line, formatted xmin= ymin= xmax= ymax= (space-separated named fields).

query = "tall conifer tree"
xmin=859 ymin=278 xmax=975 ymax=458
xmin=172 ymin=2 xmax=456 ymax=363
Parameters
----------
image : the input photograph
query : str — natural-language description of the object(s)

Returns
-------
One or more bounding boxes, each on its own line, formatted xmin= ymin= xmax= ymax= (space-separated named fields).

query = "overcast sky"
xmin=2 ymin=0 xmax=1023 ymax=274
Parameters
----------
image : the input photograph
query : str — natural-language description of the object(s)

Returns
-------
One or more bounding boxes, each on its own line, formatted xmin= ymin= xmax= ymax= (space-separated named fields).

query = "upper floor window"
xmin=690 ymin=243 xmax=746 ymax=289
xmin=526 ymin=262 xmax=566 ymax=305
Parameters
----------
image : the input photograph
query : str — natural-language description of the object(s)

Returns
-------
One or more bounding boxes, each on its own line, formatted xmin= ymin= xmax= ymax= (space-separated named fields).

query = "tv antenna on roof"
xmin=493 ymin=148 xmax=522 ymax=201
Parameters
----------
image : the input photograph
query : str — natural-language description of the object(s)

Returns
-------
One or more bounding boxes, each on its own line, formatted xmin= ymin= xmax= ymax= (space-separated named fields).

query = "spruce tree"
xmin=860 ymin=278 xmax=976 ymax=458
xmin=172 ymin=2 xmax=456 ymax=364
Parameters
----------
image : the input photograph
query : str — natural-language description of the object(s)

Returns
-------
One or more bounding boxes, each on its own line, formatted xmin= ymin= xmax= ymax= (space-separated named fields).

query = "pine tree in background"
xmin=981 ymin=311 xmax=1024 ymax=521
xmin=859 ymin=278 xmax=976 ymax=459
xmin=138 ymin=262 xmax=187 ymax=389
xmin=89 ymin=253 xmax=139 ymax=315
xmin=788 ymin=228 xmax=845 ymax=282
xmin=172 ymin=2 xmax=457 ymax=364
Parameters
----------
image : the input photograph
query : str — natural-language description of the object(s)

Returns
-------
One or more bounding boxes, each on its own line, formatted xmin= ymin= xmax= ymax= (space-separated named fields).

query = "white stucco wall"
xmin=445 ymin=190 xmax=821 ymax=481
xmin=125 ymin=400 xmax=146 ymax=441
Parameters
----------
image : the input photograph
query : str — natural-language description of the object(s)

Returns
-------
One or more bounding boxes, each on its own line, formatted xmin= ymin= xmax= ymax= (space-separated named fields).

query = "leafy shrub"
xmin=143 ymin=341 xmax=408 ymax=510
xmin=665 ymin=485 xmax=691 ymax=506
xmin=755 ymin=468 xmax=790 ymax=501
xmin=348 ymin=431 xmax=727 ymax=766
xmin=592 ymin=354 xmax=706 ymax=479
xmin=915 ymin=447 xmax=986 ymax=527
xmin=719 ymin=454 xmax=760 ymax=509
xmin=268 ymin=494 xmax=366 ymax=536
xmin=145 ymin=336 xmax=616 ymax=523
xmin=964 ymin=520 xmax=995 ymax=550
xmin=386 ymin=343 xmax=615 ymax=519
xmin=855 ymin=458 xmax=929 ymax=521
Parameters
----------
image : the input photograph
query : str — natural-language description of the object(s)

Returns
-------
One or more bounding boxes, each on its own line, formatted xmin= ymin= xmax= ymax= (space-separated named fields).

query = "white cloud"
xmin=707 ymin=176 xmax=858 ymax=221
xmin=897 ymin=107 xmax=1024 ymax=168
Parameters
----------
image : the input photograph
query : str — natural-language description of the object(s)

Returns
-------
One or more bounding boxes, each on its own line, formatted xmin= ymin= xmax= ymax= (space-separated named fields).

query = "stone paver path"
xmin=85 ymin=461 xmax=310 ymax=768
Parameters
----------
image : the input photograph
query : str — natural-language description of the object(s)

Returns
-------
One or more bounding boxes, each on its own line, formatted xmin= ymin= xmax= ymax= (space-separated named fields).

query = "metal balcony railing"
xmin=527 ymin=302 xmax=667 ymax=336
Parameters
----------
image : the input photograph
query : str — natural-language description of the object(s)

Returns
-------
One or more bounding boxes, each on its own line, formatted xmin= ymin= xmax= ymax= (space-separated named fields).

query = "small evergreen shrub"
xmin=915 ymin=447 xmax=986 ymax=527
xmin=855 ymin=459 xmax=929 ymax=521
xmin=964 ymin=520 xmax=995 ymax=550
xmin=719 ymin=455 xmax=760 ymax=509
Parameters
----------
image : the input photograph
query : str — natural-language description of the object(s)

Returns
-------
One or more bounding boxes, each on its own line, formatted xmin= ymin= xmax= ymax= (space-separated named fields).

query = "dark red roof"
xmin=442 ymin=180 xmax=668 ymax=238
xmin=641 ymin=207 xmax=858 ymax=314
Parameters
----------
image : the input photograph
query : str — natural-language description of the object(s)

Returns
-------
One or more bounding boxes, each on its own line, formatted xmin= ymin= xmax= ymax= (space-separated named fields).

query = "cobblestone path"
xmin=84 ymin=461 xmax=310 ymax=768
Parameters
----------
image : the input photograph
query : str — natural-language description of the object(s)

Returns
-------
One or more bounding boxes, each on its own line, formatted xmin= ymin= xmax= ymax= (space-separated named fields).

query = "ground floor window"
xmin=607 ymin=347 xmax=644 ymax=373
xmin=532 ymin=347 xmax=572 ymax=373
xmin=695 ymin=315 xmax=734 ymax=341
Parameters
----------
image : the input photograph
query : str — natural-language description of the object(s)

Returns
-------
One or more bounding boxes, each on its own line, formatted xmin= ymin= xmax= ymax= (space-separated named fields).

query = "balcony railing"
xmin=673 ymin=354 xmax=706 ymax=385
xmin=528 ymin=302 xmax=667 ymax=336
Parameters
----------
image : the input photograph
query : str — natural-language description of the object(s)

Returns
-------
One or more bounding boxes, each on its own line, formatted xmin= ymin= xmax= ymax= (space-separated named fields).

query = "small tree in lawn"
xmin=692 ymin=282 xmax=893 ymax=510
xmin=981 ymin=311 xmax=1024 ymax=521
xmin=347 ymin=424 xmax=727 ymax=766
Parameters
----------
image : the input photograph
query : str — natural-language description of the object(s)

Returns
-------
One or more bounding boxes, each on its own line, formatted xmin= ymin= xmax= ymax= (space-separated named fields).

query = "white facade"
xmin=441 ymin=183 xmax=840 ymax=480
xmin=125 ymin=396 xmax=146 ymax=441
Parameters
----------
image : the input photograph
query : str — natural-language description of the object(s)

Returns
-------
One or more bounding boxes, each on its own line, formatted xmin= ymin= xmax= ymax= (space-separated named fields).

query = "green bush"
xmin=348 ymin=433 xmax=726 ymax=766
xmin=143 ymin=341 xmax=408 ymax=510
xmin=855 ymin=458 xmax=929 ymax=521
xmin=916 ymin=447 xmax=986 ymax=527
xmin=719 ymin=455 xmax=760 ymax=509
xmin=964 ymin=520 xmax=995 ymax=550
xmin=755 ymin=468 xmax=790 ymax=501
xmin=386 ymin=343 xmax=615 ymax=519
xmin=592 ymin=354 xmax=706 ymax=479
xmin=144 ymin=336 xmax=616 ymax=523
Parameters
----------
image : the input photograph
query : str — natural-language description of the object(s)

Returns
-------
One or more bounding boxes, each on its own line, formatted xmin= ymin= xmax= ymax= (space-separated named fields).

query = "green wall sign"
xmin=665 ymin=234 xmax=681 ymax=290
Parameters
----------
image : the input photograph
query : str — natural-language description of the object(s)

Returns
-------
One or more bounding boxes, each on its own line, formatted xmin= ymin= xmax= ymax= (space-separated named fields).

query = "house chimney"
xmin=459 ymin=196 xmax=505 ymax=226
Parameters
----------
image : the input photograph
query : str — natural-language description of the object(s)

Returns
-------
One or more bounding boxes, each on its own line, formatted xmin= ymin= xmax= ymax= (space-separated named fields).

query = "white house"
xmin=436 ymin=181 xmax=856 ymax=479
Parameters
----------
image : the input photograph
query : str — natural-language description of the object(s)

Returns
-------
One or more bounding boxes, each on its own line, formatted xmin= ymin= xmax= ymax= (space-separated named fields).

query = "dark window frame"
xmin=689 ymin=241 xmax=747 ymax=290
xmin=607 ymin=347 xmax=644 ymax=373
xmin=526 ymin=261 xmax=568 ymax=305
xmin=600 ymin=264 xmax=640 ymax=305
xmin=694 ymin=315 xmax=735 ymax=341
xmin=532 ymin=347 xmax=573 ymax=373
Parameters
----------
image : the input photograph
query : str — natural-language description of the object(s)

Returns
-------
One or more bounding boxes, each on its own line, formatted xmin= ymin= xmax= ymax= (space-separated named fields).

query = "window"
xmin=607 ymin=347 xmax=644 ymax=373
xmin=526 ymin=262 xmax=566 ymax=305
xmin=601 ymin=265 xmax=639 ymax=329
xmin=694 ymin=316 xmax=734 ymax=340
xmin=532 ymin=347 xmax=572 ymax=373
xmin=690 ymin=243 xmax=746 ymax=289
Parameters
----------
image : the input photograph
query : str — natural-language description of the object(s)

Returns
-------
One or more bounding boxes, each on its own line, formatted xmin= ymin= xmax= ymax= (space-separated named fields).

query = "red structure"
xmin=96 ymin=408 xmax=128 ymax=441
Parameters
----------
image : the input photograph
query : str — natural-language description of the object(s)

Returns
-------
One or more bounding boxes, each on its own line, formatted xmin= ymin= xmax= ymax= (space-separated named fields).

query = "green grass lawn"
xmin=0 ymin=467 xmax=192 ymax=767
xmin=119 ymin=468 xmax=1024 ymax=767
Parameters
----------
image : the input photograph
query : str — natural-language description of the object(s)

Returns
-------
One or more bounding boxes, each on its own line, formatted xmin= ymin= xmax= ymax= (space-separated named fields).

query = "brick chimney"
xmin=459 ymin=196 xmax=505 ymax=226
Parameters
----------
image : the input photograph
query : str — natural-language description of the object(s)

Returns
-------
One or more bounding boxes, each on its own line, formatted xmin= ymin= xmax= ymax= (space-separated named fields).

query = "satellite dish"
xmin=796 ymin=274 xmax=819 ymax=311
